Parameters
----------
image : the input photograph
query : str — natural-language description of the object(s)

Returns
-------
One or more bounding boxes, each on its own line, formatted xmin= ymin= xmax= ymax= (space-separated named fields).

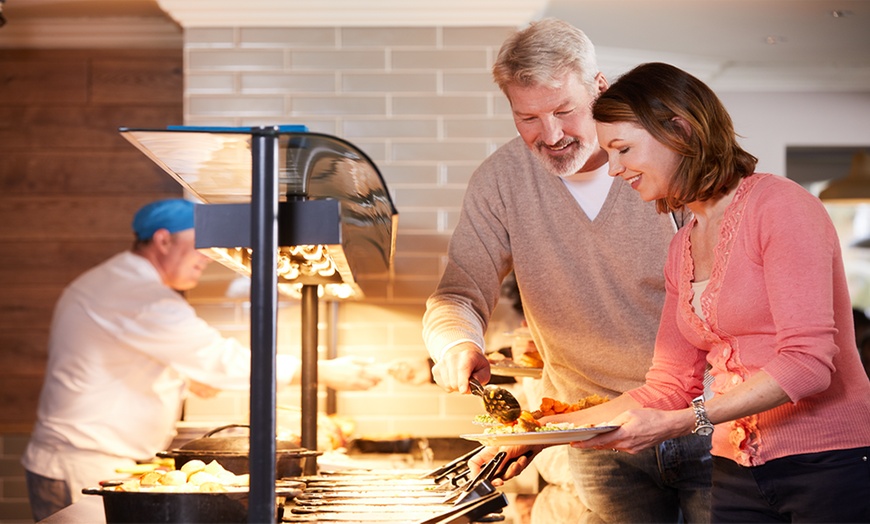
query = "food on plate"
xmin=111 ymin=459 xmax=250 ymax=493
xmin=515 ymin=411 xmax=542 ymax=432
xmin=476 ymin=394 xmax=610 ymax=434
xmin=516 ymin=349 xmax=544 ymax=368
xmin=532 ymin=394 xmax=609 ymax=418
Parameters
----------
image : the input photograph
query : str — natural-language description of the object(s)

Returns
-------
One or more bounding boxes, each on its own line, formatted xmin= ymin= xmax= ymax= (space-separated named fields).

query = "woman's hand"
xmin=570 ymin=407 xmax=693 ymax=453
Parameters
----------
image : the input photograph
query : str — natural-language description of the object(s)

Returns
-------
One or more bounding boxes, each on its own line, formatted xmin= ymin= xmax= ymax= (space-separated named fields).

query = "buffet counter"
xmin=40 ymin=496 xmax=104 ymax=524
xmin=38 ymin=448 xmax=514 ymax=524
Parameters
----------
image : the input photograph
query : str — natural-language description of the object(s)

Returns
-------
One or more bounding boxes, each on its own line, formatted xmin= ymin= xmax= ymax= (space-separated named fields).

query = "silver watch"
xmin=692 ymin=397 xmax=714 ymax=436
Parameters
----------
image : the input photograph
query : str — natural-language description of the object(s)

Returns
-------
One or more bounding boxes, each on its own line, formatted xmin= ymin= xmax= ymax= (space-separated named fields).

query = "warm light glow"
xmin=203 ymin=245 xmax=360 ymax=299
xmin=275 ymin=282 xmax=357 ymax=300
xmin=278 ymin=245 xmax=339 ymax=280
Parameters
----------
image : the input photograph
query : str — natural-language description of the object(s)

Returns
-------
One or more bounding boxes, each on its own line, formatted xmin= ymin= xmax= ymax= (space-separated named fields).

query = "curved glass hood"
xmin=119 ymin=126 xmax=398 ymax=298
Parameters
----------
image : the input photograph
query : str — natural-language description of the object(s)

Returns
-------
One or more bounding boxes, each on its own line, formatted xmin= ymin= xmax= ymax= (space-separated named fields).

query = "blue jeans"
xmin=25 ymin=469 xmax=72 ymax=522
xmin=568 ymin=434 xmax=712 ymax=523
xmin=711 ymin=447 xmax=870 ymax=523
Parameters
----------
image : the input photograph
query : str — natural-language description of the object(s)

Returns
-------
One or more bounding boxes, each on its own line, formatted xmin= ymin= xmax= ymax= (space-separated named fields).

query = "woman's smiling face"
xmin=596 ymin=120 xmax=682 ymax=202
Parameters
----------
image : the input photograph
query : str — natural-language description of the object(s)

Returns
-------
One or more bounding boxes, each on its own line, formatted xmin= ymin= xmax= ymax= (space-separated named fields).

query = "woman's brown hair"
xmin=593 ymin=62 xmax=757 ymax=213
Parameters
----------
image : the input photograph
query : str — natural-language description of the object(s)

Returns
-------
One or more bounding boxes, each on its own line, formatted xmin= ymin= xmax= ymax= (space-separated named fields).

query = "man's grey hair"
xmin=493 ymin=18 xmax=600 ymax=96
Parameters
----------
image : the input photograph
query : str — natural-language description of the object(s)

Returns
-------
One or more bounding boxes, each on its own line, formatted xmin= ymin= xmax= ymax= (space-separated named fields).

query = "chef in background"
xmin=21 ymin=198 xmax=383 ymax=521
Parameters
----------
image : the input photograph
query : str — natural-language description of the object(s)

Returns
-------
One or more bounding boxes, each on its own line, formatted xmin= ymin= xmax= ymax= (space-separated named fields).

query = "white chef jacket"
xmin=22 ymin=251 xmax=298 ymax=498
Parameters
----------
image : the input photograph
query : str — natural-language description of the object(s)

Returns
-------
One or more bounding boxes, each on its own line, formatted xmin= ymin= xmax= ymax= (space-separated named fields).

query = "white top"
xmin=560 ymin=163 xmax=612 ymax=220
xmin=692 ymin=279 xmax=709 ymax=321
xmin=692 ymin=279 xmax=714 ymax=400
xmin=22 ymin=251 xmax=298 ymax=497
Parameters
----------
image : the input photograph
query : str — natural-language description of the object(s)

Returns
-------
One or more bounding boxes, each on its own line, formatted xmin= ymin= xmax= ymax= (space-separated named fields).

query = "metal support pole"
xmin=300 ymin=284 xmax=319 ymax=475
xmin=325 ymin=300 xmax=339 ymax=415
xmin=248 ymin=127 xmax=279 ymax=524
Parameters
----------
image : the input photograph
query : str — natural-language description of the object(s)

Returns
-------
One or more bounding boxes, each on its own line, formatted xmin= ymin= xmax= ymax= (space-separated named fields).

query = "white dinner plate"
xmin=490 ymin=363 xmax=543 ymax=379
xmin=460 ymin=426 xmax=619 ymax=446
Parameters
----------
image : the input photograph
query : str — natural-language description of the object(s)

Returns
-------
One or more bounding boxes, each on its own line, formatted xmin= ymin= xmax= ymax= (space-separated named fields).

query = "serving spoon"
xmin=469 ymin=378 xmax=522 ymax=424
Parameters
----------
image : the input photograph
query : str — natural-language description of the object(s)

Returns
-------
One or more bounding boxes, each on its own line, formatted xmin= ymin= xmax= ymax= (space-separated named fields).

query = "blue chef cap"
xmin=132 ymin=199 xmax=195 ymax=240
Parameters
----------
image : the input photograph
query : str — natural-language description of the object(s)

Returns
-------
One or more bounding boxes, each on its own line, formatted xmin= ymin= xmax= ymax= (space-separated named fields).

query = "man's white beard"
xmin=531 ymin=137 xmax=594 ymax=178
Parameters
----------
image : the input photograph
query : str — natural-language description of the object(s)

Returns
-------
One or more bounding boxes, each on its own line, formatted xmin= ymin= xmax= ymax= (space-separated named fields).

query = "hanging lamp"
xmin=819 ymin=150 xmax=870 ymax=202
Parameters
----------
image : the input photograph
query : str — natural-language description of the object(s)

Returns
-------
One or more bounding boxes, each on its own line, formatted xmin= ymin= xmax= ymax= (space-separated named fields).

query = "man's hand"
xmin=385 ymin=358 xmax=433 ymax=386
xmin=431 ymin=343 xmax=491 ymax=394
xmin=187 ymin=379 xmax=221 ymax=399
xmin=319 ymin=356 xmax=383 ymax=391
xmin=467 ymin=444 xmax=541 ymax=485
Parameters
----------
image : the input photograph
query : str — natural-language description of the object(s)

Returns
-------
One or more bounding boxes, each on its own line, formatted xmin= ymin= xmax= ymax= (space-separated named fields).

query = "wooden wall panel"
xmin=91 ymin=57 xmax=183 ymax=104
xmin=0 ymin=240 xmax=132 ymax=286
xmin=0 ymin=195 xmax=179 ymax=240
xmin=0 ymin=378 xmax=45 ymax=430
xmin=0 ymin=56 xmax=89 ymax=105
xmin=0 ymin=331 xmax=49 ymax=375
xmin=0 ymin=48 xmax=183 ymax=431
xmin=1 ymin=151 xmax=179 ymax=194
xmin=0 ymin=286 xmax=62 ymax=330
xmin=0 ymin=106 xmax=183 ymax=150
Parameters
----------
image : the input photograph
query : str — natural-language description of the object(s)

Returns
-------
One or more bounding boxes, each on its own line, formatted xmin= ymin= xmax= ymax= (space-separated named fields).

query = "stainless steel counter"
xmin=39 ymin=496 xmax=105 ymax=524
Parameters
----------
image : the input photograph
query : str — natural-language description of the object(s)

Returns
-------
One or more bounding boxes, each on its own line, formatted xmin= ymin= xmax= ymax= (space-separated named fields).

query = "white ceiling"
xmin=0 ymin=0 xmax=868 ymax=91
xmin=545 ymin=0 xmax=870 ymax=92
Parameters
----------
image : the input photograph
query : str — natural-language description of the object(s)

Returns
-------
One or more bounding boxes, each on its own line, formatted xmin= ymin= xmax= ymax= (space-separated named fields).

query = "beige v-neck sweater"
xmin=424 ymin=137 xmax=681 ymax=402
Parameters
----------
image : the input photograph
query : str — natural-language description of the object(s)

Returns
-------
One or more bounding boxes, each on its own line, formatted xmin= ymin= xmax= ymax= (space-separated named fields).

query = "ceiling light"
xmin=830 ymin=10 xmax=853 ymax=18
xmin=819 ymin=151 xmax=870 ymax=203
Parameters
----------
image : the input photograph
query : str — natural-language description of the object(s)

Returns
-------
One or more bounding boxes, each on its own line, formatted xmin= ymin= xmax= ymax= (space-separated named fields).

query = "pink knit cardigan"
xmin=629 ymin=173 xmax=870 ymax=466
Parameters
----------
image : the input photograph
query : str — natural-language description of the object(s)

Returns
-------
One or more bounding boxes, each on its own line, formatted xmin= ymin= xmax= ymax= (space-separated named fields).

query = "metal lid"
xmin=177 ymin=424 xmax=309 ymax=454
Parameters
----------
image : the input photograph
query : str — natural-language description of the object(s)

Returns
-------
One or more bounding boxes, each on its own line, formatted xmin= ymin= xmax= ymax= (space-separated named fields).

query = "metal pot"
xmin=83 ymin=489 xmax=254 ymax=524
xmin=158 ymin=424 xmax=319 ymax=478
xmin=82 ymin=482 xmax=303 ymax=524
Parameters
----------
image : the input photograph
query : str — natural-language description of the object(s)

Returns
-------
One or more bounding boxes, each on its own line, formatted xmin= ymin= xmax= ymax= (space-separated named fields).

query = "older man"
xmin=422 ymin=19 xmax=710 ymax=523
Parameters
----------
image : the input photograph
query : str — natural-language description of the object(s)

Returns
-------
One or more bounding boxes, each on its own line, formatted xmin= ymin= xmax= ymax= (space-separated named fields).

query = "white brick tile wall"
xmin=240 ymin=72 xmax=335 ymax=93
xmin=186 ymin=73 xmax=237 ymax=93
xmin=290 ymin=50 xmax=386 ymax=70
xmin=289 ymin=95 xmax=387 ymax=116
xmin=442 ymin=27 xmax=516 ymax=46
xmin=188 ymin=49 xmax=286 ymax=70
xmin=392 ymin=186 xmax=468 ymax=207
xmin=341 ymin=73 xmax=437 ymax=93
xmin=341 ymin=119 xmax=438 ymax=139
xmin=184 ymin=24 xmax=521 ymax=440
xmin=378 ymin=165 xmax=440 ymax=185
xmin=188 ymin=95 xmax=286 ymax=116
xmin=185 ymin=27 xmax=236 ymax=46
xmin=443 ymin=117 xmax=516 ymax=139
xmin=341 ymin=27 xmax=438 ymax=47
xmin=391 ymin=50 xmax=489 ymax=70
xmin=391 ymin=95 xmax=489 ymax=116
xmin=239 ymin=28 xmax=337 ymax=47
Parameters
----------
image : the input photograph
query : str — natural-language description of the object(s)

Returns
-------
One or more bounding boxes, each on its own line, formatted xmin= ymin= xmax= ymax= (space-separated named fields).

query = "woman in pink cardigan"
xmin=555 ymin=62 xmax=870 ymax=521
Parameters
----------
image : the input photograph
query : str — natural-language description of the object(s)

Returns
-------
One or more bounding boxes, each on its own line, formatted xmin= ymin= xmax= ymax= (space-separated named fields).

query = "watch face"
xmin=695 ymin=425 xmax=713 ymax=437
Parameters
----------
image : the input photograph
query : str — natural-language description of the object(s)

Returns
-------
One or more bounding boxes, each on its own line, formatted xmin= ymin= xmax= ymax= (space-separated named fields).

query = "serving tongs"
xmin=425 ymin=445 xmax=483 ymax=484
xmin=441 ymin=450 xmax=506 ymax=505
